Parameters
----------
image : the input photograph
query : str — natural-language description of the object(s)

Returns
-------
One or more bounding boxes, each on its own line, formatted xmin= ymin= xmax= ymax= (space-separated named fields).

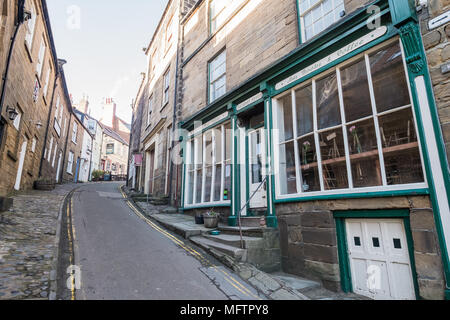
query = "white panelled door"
xmin=248 ymin=129 xmax=267 ymax=209
xmin=346 ymin=219 xmax=416 ymax=300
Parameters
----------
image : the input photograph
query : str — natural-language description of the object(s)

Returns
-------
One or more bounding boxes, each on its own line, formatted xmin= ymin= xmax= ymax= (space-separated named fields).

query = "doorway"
xmin=148 ymin=148 xmax=155 ymax=194
xmin=247 ymin=128 xmax=267 ymax=209
xmin=14 ymin=137 xmax=28 ymax=190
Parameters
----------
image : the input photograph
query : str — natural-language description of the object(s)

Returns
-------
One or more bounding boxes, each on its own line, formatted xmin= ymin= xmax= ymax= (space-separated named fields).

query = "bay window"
xmin=185 ymin=122 xmax=232 ymax=206
xmin=274 ymin=40 xmax=425 ymax=198
xmin=298 ymin=0 xmax=345 ymax=42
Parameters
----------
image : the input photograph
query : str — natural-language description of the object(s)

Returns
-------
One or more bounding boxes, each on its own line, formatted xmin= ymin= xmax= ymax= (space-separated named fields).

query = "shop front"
xmin=180 ymin=0 xmax=449 ymax=299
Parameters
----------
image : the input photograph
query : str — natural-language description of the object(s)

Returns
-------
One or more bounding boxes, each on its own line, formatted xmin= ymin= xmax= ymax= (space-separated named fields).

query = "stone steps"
xmin=190 ymin=236 xmax=247 ymax=261
xmin=202 ymin=233 xmax=264 ymax=249
xmin=218 ymin=225 xmax=265 ymax=237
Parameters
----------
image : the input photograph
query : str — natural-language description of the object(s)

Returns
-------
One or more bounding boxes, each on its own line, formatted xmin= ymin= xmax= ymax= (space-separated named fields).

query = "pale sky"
xmin=46 ymin=0 xmax=169 ymax=124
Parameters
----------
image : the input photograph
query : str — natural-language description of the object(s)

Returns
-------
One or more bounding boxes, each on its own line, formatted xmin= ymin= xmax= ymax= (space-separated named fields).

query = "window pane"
xmin=205 ymin=131 xmax=213 ymax=165
xmin=341 ymin=59 xmax=373 ymax=122
xmin=214 ymin=164 xmax=222 ymax=201
xmin=279 ymin=94 xmax=294 ymax=141
xmin=298 ymin=135 xmax=320 ymax=192
xmin=347 ymin=119 xmax=382 ymax=188
xmin=250 ymin=131 xmax=263 ymax=184
xmin=379 ymin=108 xmax=424 ymax=185
xmin=195 ymin=135 xmax=203 ymax=168
xmin=225 ymin=123 xmax=232 ymax=160
xmin=213 ymin=127 xmax=222 ymax=163
xmin=295 ymin=85 xmax=313 ymax=137
xmin=196 ymin=169 xmax=203 ymax=203
xmin=279 ymin=141 xmax=297 ymax=195
xmin=317 ymin=73 xmax=341 ymax=129
xmin=320 ymin=128 xmax=348 ymax=190
xmin=224 ymin=161 xmax=232 ymax=201
xmin=204 ymin=166 xmax=213 ymax=202
xmin=370 ymin=42 xmax=410 ymax=113
xmin=187 ymin=171 xmax=194 ymax=204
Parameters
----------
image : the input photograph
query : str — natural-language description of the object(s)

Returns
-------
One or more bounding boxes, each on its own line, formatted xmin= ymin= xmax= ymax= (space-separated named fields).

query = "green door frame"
xmin=334 ymin=209 xmax=421 ymax=300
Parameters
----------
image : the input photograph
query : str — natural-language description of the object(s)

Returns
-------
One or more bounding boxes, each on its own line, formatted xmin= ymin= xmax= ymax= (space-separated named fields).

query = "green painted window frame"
xmin=334 ymin=209 xmax=421 ymax=299
xmin=271 ymin=37 xmax=428 ymax=202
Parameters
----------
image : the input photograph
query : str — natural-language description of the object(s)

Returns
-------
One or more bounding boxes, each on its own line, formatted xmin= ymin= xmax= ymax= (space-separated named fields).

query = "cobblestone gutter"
xmin=0 ymin=185 xmax=75 ymax=300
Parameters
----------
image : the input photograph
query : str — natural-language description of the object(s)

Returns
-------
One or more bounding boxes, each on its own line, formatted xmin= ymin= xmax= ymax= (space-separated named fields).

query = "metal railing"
xmin=236 ymin=176 xmax=268 ymax=249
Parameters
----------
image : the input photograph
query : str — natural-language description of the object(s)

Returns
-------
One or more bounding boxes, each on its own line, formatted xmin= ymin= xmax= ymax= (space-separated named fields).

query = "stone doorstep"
xmin=218 ymin=225 xmax=266 ymax=237
xmin=202 ymin=233 xmax=264 ymax=249
xmin=190 ymin=236 xmax=247 ymax=261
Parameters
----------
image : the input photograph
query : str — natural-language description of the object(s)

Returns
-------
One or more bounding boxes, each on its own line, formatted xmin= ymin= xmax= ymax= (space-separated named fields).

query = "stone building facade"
xmin=130 ymin=0 xmax=193 ymax=202
xmin=0 ymin=0 xmax=92 ymax=197
xmin=39 ymin=61 xmax=73 ymax=184
xmin=0 ymin=0 xmax=58 ymax=196
xmin=60 ymin=109 xmax=86 ymax=184
xmin=129 ymin=0 xmax=450 ymax=300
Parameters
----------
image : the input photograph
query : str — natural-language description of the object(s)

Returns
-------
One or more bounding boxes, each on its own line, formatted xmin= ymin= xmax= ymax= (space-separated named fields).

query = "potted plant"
xmin=194 ymin=213 xmax=204 ymax=225
xmin=203 ymin=210 xmax=219 ymax=228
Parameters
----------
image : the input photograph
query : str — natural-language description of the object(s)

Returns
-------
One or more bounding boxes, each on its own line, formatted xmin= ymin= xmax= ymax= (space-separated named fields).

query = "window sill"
xmin=274 ymin=186 xmax=429 ymax=203
xmin=184 ymin=202 xmax=231 ymax=210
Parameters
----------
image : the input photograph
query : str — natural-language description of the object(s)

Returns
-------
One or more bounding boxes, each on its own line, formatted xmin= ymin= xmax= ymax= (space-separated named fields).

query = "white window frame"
xmin=298 ymin=0 xmax=345 ymax=43
xmin=209 ymin=0 xmax=247 ymax=34
xmin=163 ymin=70 xmax=170 ymax=106
xmin=72 ymin=122 xmax=78 ymax=144
xmin=184 ymin=123 xmax=231 ymax=207
xmin=52 ymin=143 xmax=58 ymax=168
xmin=25 ymin=0 xmax=37 ymax=50
xmin=13 ymin=109 xmax=22 ymax=130
xmin=67 ymin=151 xmax=74 ymax=174
xmin=31 ymin=137 xmax=37 ymax=153
xmin=47 ymin=136 xmax=54 ymax=162
xmin=36 ymin=36 xmax=46 ymax=78
xmin=209 ymin=50 xmax=226 ymax=103
xmin=272 ymin=38 xmax=427 ymax=201
xmin=43 ymin=64 xmax=51 ymax=98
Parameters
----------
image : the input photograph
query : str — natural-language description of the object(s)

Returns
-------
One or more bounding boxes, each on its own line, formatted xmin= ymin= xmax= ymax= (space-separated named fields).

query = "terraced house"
xmin=129 ymin=0 xmax=199 ymax=203
xmin=0 ymin=0 xmax=95 ymax=195
xmin=129 ymin=0 xmax=450 ymax=300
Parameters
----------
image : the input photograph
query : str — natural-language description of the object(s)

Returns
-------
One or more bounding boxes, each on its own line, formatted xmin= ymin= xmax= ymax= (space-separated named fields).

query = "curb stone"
xmin=121 ymin=185 xmax=309 ymax=301
xmin=49 ymin=186 xmax=79 ymax=301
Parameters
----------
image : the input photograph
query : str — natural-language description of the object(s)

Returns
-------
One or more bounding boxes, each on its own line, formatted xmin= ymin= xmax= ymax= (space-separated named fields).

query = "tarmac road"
xmin=60 ymin=182 xmax=260 ymax=300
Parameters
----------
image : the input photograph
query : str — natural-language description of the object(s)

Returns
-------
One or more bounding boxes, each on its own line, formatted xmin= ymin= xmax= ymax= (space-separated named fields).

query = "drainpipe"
xmin=0 ymin=0 xmax=26 ymax=123
xmin=38 ymin=60 xmax=66 ymax=177
xmin=168 ymin=0 xmax=183 ymax=207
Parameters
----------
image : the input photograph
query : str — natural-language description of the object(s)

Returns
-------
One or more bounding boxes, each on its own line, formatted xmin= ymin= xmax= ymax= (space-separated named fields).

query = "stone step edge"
xmin=202 ymin=233 xmax=264 ymax=249
xmin=190 ymin=236 xmax=247 ymax=261
xmin=188 ymin=236 xmax=309 ymax=301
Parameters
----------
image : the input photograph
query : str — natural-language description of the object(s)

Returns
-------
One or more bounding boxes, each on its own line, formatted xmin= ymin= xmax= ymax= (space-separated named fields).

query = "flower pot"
xmin=195 ymin=215 xmax=204 ymax=224
xmin=203 ymin=216 xmax=219 ymax=228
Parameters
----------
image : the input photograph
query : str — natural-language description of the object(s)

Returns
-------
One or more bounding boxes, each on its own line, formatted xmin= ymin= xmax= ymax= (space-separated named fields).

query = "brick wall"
xmin=419 ymin=1 xmax=450 ymax=167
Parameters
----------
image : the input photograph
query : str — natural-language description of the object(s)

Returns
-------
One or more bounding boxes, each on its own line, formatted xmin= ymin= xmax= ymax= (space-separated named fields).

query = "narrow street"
xmin=59 ymin=182 xmax=260 ymax=300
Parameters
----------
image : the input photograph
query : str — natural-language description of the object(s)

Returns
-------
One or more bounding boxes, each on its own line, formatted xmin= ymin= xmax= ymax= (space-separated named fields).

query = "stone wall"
xmin=419 ymin=1 xmax=450 ymax=167
xmin=0 ymin=0 xmax=58 ymax=196
xmin=276 ymin=195 xmax=445 ymax=299
xmin=181 ymin=0 xmax=299 ymax=120
xmin=40 ymin=74 xmax=72 ymax=182
xmin=61 ymin=115 xmax=84 ymax=183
